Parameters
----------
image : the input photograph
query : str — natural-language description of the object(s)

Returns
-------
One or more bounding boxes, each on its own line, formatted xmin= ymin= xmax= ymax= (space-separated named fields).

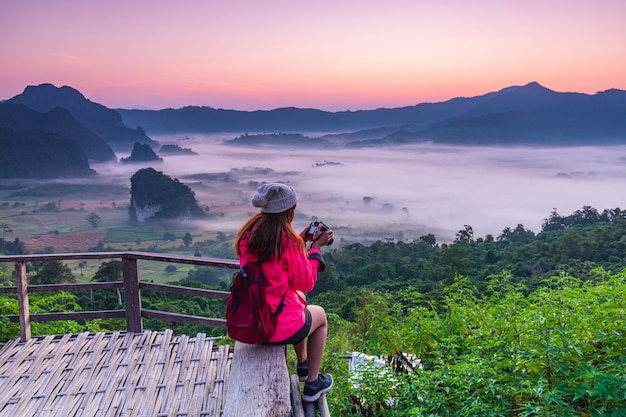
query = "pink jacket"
xmin=238 ymin=232 xmax=324 ymax=343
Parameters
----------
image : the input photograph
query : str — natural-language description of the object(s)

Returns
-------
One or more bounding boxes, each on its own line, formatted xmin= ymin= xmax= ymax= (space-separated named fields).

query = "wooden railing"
xmin=0 ymin=251 xmax=238 ymax=342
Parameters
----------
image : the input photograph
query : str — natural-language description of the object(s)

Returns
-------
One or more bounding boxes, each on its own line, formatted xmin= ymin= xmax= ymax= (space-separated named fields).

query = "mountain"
xmin=7 ymin=84 xmax=158 ymax=152
xmin=223 ymin=132 xmax=332 ymax=147
xmin=0 ymin=126 xmax=95 ymax=178
xmin=406 ymin=82 xmax=626 ymax=145
xmin=117 ymin=82 xmax=626 ymax=146
xmin=121 ymin=142 xmax=163 ymax=163
xmin=0 ymin=103 xmax=116 ymax=162
xmin=129 ymin=167 xmax=206 ymax=222
xmin=117 ymin=101 xmax=478 ymax=134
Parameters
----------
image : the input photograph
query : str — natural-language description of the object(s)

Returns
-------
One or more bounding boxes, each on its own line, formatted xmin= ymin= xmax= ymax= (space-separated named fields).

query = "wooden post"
xmin=223 ymin=342 xmax=291 ymax=417
xmin=15 ymin=261 xmax=31 ymax=341
xmin=122 ymin=256 xmax=143 ymax=332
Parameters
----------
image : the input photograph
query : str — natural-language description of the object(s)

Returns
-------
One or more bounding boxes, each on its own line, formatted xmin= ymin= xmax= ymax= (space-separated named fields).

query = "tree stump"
xmin=222 ymin=342 xmax=291 ymax=417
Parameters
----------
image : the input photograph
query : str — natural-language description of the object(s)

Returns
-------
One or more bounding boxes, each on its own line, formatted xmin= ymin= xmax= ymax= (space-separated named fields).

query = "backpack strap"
xmin=242 ymin=260 xmax=288 ymax=316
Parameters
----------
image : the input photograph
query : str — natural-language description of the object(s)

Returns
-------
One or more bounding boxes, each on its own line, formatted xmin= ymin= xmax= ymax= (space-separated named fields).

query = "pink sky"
xmin=1 ymin=0 xmax=625 ymax=111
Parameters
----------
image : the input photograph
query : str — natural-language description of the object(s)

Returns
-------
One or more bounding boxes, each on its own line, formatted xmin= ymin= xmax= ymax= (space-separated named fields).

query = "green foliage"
xmin=186 ymin=266 xmax=231 ymax=287
xmin=30 ymin=260 xmax=76 ymax=284
xmin=0 ymin=291 xmax=126 ymax=342
xmin=182 ymin=232 xmax=193 ymax=247
xmin=2 ymin=205 xmax=625 ymax=416
xmin=321 ymin=207 xmax=626 ymax=300
xmin=85 ymin=211 xmax=102 ymax=228
xmin=324 ymin=269 xmax=626 ymax=416
xmin=92 ymin=260 xmax=122 ymax=282
xmin=0 ymin=237 xmax=26 ymax=255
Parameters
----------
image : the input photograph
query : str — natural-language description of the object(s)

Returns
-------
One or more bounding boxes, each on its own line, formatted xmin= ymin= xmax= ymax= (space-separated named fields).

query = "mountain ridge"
xmin=4 ymin=82 xmax=626 ymax=148
xmin=7 ymin=83 xmax=157 ymax=152
xmin=114 ymin=82 xmax=626 ymax=146
xmin=0 ymin=103 xmax=116 ymax=162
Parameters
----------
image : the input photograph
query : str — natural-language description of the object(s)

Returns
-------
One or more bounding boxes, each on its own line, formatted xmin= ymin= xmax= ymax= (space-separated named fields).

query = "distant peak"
xmin=23 ymin=83 xmax=86 ymax=100
xmin=520 ymin=81 xmax=551 ymax=91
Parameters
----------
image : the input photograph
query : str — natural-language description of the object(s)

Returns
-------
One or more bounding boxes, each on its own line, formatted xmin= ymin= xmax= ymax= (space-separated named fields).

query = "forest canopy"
xmin=1 ymin=205 xmax=625 ymax=415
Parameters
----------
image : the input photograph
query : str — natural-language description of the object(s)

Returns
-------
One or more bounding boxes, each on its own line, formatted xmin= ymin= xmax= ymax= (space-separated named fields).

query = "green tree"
xmin=92 ymin=260 xmax=123 ymax=305
xmin=454 ymin=224 xmax=474 ymax=244
xmin=78 ymin=261 xmax=87 ymax=275
xmin=30 ymin=260 xmax=76 ymax=285
xmin=85 ymin=212 xmax=102 ymax=228
xmin=182 ymin=232 xmax=193 ymax=247
xmin=419 ymin=233 xmax=437 ymax=247
xmin=0 ymin=222 xmax=12 ymax=239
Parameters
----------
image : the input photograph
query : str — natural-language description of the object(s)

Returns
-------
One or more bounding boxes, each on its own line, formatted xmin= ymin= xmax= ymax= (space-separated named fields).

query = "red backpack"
xmin=226 ymin=262 xmax=285 ymax=344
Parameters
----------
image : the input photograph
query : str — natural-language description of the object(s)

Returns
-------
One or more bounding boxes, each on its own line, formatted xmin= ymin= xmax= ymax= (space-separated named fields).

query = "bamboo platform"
xmin=0 ymin=330 xmax=233 ymax=417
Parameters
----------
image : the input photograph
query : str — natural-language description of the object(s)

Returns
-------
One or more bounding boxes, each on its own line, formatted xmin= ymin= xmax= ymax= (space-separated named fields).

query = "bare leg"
xmin=303 ymin=304 xmax=328 ymax=382
xmin=293 ymin=338 xmax=307 ymax=363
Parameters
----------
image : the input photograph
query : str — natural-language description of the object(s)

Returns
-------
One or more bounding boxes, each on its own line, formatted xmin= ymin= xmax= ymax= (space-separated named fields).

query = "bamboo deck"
xmin=0 ymin=330 xmax=233 ymax=417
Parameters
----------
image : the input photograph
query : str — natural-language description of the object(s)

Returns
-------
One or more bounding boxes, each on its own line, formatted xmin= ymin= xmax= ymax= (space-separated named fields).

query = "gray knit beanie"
xmin=251 ymin=183 xmax=298 ymax=213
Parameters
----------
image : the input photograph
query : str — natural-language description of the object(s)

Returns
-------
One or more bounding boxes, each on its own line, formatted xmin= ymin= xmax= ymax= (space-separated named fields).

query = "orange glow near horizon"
xmin=1 ymin=0 xmax=625 ymax=111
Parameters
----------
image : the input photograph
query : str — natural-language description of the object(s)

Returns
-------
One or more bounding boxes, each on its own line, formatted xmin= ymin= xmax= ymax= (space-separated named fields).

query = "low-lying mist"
xmin=92 ymin=134 xmax=626 ymax=244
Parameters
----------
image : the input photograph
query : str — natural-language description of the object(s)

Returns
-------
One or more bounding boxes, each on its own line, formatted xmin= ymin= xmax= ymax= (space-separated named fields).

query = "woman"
xmin=234 ymin=182 xmax=334 ymax=402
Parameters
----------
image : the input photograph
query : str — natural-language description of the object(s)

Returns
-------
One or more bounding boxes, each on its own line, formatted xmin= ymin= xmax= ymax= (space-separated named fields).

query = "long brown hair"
xmin=234 ymin=206 xmax=305 ymax=262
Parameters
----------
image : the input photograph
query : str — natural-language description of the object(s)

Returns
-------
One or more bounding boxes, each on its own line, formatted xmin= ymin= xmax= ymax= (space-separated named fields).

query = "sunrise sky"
xmin=1 ymin=0 xmax=625 ymax=111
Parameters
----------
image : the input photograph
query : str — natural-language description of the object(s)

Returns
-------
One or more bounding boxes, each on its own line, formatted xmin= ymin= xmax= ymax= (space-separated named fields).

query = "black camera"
xmin=306 ymin=221 xmax=333 ymax=245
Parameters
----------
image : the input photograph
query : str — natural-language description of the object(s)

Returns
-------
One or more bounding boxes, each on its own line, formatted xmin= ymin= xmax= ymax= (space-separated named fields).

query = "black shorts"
xmin=271 ymin=308 xmax=312 ymax=345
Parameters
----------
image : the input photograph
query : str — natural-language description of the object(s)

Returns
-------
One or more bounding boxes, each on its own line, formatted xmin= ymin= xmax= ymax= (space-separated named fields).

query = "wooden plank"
xmin=222 ymin=342 xmax=291 ymax=417
xmin=304 ymin=400 xmax=317 ymax=417
xmin=318 ymin=393 xmax=331 ymax=417
xmin=0 ymin=251 xmax=239 ymax=269
xmin=0 ymin=281 xmax=123 ymax=294
xmin=35 ymin=281 xmax=123 ymax=291
xmin=6 ymin=310 xmax=126 ymax=323
xmin=122 ymin=257 xmax=142 ymax=332
xmin=141 ymin=308 xmax=227 ymax=328
xmin=291 ymin=374 xmax=305 ymax=417
xmin=140 ymin=281 xmax=229 ymax=298
xmin=15 ymin=261 xmax=30 ymax=341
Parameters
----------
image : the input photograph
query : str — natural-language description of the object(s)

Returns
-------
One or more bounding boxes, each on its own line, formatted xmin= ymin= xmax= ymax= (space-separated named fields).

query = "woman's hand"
xmin=300 ymin=226 xmax=312 ymax=241
xmin=310 ymin=229 xmax=333 ymax=250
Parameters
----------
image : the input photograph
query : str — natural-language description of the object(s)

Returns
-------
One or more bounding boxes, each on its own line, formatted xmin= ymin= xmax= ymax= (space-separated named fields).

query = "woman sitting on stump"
xmin=233 ymin=182 xmax=334 ymax=402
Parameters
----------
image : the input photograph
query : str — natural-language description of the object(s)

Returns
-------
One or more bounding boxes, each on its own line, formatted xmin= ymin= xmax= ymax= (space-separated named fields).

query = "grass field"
xmin=1 ymin=181 xmax=240 ymax=285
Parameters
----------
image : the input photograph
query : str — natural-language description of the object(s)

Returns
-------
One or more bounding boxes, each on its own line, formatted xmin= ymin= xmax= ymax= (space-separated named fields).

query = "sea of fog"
xmin=92 ymin=134 xmax=626 ymax=244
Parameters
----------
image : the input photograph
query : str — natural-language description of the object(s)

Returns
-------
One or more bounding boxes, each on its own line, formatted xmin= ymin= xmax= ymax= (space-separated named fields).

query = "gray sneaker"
xmin=302 ymin=373 xmax=333 ymax=402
